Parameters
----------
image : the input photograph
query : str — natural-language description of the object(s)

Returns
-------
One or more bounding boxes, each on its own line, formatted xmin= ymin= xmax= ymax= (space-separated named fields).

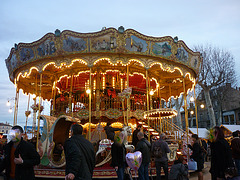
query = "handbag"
xmin=188 ymin=159 xmax=197 ymax=171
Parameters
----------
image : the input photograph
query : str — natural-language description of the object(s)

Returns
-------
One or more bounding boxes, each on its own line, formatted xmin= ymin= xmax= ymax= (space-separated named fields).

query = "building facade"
xmin=0 ymin=122 xmax=12 ymax=134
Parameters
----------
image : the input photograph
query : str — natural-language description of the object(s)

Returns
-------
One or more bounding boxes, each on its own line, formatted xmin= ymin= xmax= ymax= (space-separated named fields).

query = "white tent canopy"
xmin=220 ymin=125 xmax=240 ymax=133
xmin=189 ymin=128 xmax=209 ymax=139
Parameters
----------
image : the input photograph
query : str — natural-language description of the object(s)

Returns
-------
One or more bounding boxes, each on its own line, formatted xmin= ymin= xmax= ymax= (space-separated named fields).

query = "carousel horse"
xmin=96 ymin=125 xmax=134 ymax=156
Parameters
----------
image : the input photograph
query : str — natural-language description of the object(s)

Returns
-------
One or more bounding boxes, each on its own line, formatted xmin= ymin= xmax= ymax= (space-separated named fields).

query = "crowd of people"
xmin=0 ymin=124 xmax=239 ymax=180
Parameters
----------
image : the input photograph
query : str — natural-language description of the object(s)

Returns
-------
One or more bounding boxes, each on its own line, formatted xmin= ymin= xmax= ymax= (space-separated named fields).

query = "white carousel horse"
xmin=122 ymin=125 xmax=135 ymax=151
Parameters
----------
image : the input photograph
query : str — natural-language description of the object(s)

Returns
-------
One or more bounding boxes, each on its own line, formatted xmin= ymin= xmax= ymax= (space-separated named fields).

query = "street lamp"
xmin=200 ymin=104 xmax=205 ymax=109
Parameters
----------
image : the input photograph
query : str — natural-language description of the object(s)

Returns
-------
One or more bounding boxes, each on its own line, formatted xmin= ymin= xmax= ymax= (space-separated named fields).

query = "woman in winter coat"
xmin=210 ymin=126 xmax=234 ymax=180
xmin=188 ymin=134 xmax=204 ymax=180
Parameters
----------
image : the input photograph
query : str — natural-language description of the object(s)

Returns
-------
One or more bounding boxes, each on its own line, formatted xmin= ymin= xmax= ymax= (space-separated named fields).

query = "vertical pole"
xmin=159 ymin=81 xmax=162 ymax=133
xmin=127 ymin=65 xmax=129 ymax=126
xmin=96 ymin=69 xmax=101 ymax=119
xmin=69 ymin=74 xmax=73 ymax=116
xmin=88 ymin=68 xmax=92 ymax=141
xmin=25 ymin=94 xmax=31 ymax=133
xmin=146 ymin=69 xmax=150 ymax=141
xmin=36 ymin=73 xmax=42 ymax=150
xmin=183 ymin=78 xmax=189 ymax=158
xmin=169 ymin=85 xmax=173 ymax=131
xmin=53 ymin=78 xmax=57 ymax=115
xmin=13 ymin=87 xmax=19 ymax=126
xmin=194 ymin=87 xmax=199 ymax=135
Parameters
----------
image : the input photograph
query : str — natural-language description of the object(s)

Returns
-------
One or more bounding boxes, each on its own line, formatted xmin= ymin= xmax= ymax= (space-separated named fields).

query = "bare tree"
xmin=171 ymin=95 xmax=184 ymax=129
xmin=194 ymin=44 xmax=236 ymax=127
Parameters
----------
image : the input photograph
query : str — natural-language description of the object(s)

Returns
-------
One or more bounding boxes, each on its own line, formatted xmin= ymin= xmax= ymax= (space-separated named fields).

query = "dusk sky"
xmin=0 ymin=0 xmax=240 ymax=128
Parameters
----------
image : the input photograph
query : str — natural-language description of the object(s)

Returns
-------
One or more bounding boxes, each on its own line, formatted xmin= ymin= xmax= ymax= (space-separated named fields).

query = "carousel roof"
xmin=5 ymin=27 xmax=202 ymax=100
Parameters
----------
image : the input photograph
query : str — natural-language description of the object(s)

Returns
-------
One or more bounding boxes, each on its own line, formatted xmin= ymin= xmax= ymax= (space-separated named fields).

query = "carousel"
xmin=5 ymin=27 xmax=202 ymax=178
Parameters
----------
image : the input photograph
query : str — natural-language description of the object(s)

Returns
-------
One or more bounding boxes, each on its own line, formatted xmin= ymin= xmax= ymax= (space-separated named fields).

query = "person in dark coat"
xmin=104 ymin=122 xmax=122 ymax=141
xmin=231 ymin=131 xmax=240 ymax=176
xmin=111 ymin=136 xmax=127 ymax=180
xmin=0 ymin=125 xmax=40 ymax=180
xmin=169 ymin=155 xmax=188 ymax=180
xmin=135 ymin=131 xmax=151 ymax=180
xmin=152 ymin=133 xmax=170 ymax=180
xmin=132 ymin=125 xmax=142 ymax=148
xmin=188 ymin=134 xmax=204 ymax=180
xmin=64 ymin=124 xmax=95 ymax=180
xmin=210 ymin=126 xmax=234 ymax=180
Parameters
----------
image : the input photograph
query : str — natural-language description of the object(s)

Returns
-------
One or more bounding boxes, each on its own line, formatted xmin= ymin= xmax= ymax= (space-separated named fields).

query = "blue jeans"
xmin=155 ymin=161 xmax=168 ymax=180
xmin=116 ymin=164 xmax=125 ymax=180
xmin=234 ymin=159 xmax=240 ymax=176
xmin=138 ymin=163 xmax=149 ymax=180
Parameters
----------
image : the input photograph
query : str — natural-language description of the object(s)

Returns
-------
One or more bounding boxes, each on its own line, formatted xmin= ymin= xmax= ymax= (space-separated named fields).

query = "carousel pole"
xmin=194 ymin=86 xmax=199 ymax=135
xmin=69 ymin=74 xmax=73 ymax=116
xmin=183 ymin=78 xmax=189 ymax=158
xmin=126 ymin=65 xmax=130 ymax=126
xmin=145 ymin=68 xmax=150 ymax=141
xmin=159 ymin=81 xmax=162 ymax=133
xmin=25 ymin=94 xmax=31 ymax=133
xmin=88 ymin=68 xmax=92 ymax=141
xmin=36 ymin=73 xmax=42 ymax=150
xmin=53 ymin=77 xmax=57 ymax=115
xmin=169 ymin=85 xmax=173 ymax=131
xmin=96 ymin=69 xmax=101 ymax=120
xmin=13 ymin=86 xmax=19 ymax=126
xmin=33 ymin=74 xmax=38 ymax=135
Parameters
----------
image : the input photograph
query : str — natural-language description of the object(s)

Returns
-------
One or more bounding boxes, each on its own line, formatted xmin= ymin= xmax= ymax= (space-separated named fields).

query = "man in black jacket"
xmin=0 ymin=125 xmax=40 ymax=180
xmin=64 ymin=124 xmax=95 ymax=180
xmin=135 ymin=131 xmax=151 ymax=180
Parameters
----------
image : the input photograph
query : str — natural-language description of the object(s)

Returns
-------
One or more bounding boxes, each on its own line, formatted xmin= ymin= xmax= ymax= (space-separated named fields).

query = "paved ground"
xmin=0 ymin=162 xmax=212 ymax=180
xmin=189 ymin=162 xmax=211 ymax=180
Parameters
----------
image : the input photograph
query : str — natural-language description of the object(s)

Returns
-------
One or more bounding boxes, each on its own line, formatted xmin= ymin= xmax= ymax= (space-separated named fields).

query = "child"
xmin=169 ymin=155 xmax=189 ymax=180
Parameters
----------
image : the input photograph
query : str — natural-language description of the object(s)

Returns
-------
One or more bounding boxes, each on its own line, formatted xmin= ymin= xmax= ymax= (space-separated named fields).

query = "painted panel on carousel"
xmin=63 ymin=36 xmax=87 ymax=52
xmin=76 ymin=109 xmax=89 ymax=119
xmin=20 ymin=47 xmax=34 ymax=62
xmin=190 ymin=56 xmax=201 ymax=73
xmin=105 ymin=108 xmax=123 ymax=119
xmin=176 ymin=47 xmax=189 ymax=63
xmin=91 ymin=34 xmax=117 ymax=51
xmin=125 ymin=35 xmax=148 ymax=53
xmin=152 ymin=42 xmax=172 ymax=57
xmin=7 ymin=54 xmax=18 ymax=74
xmin=37 ymin=39 xmax=56 ymax=57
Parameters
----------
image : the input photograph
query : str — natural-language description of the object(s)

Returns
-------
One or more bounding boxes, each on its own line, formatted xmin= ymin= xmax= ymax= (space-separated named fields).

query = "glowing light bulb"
xmin=6 ymin=101 xmax=10 ymax=106
xmin=190 ymin=96 xmax=194 ymax=102
xmin=150 ymin=90 xmax=154 ymax=96
xmin=200 ymin=104 xmax=205 ymax=109
xmin=9 ymin=108 xmax=13 ymax=113
xmin=86 ymin=89 xmax=91 ymax=94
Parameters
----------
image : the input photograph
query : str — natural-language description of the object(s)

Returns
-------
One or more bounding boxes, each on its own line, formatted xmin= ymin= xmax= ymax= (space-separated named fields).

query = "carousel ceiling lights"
xmin=144 ymin=108 xmax=178 ymax=120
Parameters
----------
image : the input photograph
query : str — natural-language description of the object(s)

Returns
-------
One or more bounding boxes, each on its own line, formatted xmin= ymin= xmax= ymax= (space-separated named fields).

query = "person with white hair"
xmin=135 ymin=131 xmax=151 ymax=180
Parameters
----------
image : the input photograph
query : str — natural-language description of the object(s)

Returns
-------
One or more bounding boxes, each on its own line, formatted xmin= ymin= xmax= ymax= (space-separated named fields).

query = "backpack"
xmin=153 ymin=146 xmax=163 ymax=158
